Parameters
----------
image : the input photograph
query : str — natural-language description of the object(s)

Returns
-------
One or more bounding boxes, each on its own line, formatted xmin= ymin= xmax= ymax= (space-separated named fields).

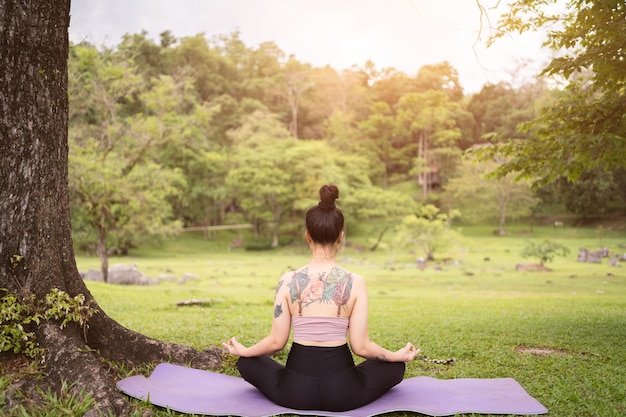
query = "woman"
xmin=223 ymin=184 xmax=419 ymax=412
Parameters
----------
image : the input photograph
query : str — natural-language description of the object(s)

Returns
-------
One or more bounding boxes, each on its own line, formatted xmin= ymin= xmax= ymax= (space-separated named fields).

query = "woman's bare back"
xmin=284 ymin=265 xmax=357 ymax=318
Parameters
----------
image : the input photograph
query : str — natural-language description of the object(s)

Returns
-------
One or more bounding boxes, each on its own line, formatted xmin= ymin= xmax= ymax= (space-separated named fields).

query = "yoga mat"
xmin=117 ymin=363 xmax=548 ymax=417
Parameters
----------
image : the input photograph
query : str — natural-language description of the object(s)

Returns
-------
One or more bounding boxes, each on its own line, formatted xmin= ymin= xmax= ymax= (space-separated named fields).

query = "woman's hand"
xmin=222 ymin=336 xmax=248 ymax=357
xmin=395 ymin=342 xmax=420 ymax=362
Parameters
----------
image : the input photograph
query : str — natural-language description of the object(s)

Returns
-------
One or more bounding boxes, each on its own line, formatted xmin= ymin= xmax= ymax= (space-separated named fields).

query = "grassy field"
xmin=73 ymin=223 xmax=626 ymax=417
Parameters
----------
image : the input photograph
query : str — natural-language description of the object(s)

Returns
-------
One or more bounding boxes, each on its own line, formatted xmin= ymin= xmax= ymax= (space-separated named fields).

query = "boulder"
xmin=81 ymin=264 xmax=158 ymax=285
xmin=178 ymin=273 xmax=199 ymax=284
xmin=608 ymin=257 xmax=622 ymax=267
xmin=577 ymin=248 xmax=602 ymax=263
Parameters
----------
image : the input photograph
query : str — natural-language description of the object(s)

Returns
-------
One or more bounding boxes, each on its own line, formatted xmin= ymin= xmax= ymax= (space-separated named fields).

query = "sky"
xmin=69 ymin=0 xmax=552 ymax=94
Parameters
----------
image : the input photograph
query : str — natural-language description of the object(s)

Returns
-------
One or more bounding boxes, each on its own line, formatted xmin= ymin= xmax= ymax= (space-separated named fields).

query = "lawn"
xmin=74 ymin=225 xmax=626 ymax=416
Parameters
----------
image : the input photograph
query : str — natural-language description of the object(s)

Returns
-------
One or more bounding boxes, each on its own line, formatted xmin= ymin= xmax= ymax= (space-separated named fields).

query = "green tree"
xmin=217 ymin=32 xmax=287 ymax=119
xmin=324 ymin=110 xmax=363 ymax=154
xmin=338 ymin=64 xmax=374 ymax=122
xmin=171 ymin=34 xmax=233 ymax=102
xmin=227 ymin=110 xmax=373 ymax=246
xmin=395 ymin=90 xmax=463 ymax=199
xmin=68 ymin=45 xmax=216 ymax=280
xmin=299 ymin=65 xmax=344 ymax=139
xmin=467 ymin=81 xmax=542 ymax=144
xmin=287 ymin=139 xmax=372 ymax=201
xmin=136 ymin=74 xmax=229 ymax=229
xmin=283 ymin=56 xmax=313 ymax=138
xmin=394 ymin=205 xmax=463 ymax=261
xmin=483 ymin=0 xmax=626 ymax=183
xmin=69 ymin=144 xmax=184 ymax=271
xmin=443 ymin=156 xmax=539 ymax=235
xmin=557 ymin=167 xmax=626 ymax=219
xmin=68 ymin=42 xmax=143 ymax=148
xmin=521 ymin=239 xmax=571 ymax=267
xmin=371 ymin=67 xmax=418 ymax=107
xmin=414 ymin=61 xmax=464 ymax=102
xmin=357 ymin=101 xmax=404 ymax=188
xmin=117 ymin=30 xmax=175 ymax=77
xmin=226 ymin=111 xmax=297 ymax=246
xmin=341 ymin=187 xmax=418 ymax=251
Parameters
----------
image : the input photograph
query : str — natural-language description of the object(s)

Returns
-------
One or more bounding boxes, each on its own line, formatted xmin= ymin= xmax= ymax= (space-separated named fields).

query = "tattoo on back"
xmin=287 ymin=266 xmax=353 ymax=316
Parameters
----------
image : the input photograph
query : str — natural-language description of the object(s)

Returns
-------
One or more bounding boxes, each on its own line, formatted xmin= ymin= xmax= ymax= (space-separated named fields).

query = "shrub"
xmin=521 ymin=239 xmax=571 ymax=266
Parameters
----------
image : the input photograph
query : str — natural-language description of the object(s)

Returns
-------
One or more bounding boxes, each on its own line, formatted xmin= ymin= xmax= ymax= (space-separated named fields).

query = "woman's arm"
xmin=348 ymin=276 xmax=419 ymax=362
xmin=223 ymin=276 xmax=292 ymax=357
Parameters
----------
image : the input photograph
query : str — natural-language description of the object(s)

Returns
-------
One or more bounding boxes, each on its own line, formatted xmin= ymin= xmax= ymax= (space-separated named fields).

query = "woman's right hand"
xmin=222 ymin=336 xmax=247 ymax=357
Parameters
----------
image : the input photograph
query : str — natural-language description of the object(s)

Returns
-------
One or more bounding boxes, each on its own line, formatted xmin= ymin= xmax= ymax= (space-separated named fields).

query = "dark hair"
xmin=305 ymin=184 xmax=344 ymax=245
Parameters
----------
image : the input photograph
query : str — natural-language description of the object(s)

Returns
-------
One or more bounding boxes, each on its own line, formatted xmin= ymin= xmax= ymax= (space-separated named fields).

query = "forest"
xmin=68 ymin=28 xmax=626 ymax=277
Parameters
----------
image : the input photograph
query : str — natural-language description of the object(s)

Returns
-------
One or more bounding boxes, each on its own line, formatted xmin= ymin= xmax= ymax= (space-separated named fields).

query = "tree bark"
xmin=96 ymin=225 xmax=109 ymax=283
xmin=0 ymin=1 xmax=222 ymax=415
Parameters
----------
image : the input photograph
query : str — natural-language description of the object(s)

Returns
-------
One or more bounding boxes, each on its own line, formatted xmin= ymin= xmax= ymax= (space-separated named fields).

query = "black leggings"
xmin=237 ymin=343 xmax=405 ymax=412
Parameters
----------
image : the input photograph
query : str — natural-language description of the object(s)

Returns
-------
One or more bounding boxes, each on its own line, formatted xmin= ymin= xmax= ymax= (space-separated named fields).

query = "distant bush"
xmin=244 ymin=240 xmax=273 ymax=251
xmin=521 ymin=239 xmax=571 ymax=266
xmin=245 ymin=237 xmax=294 ymax=251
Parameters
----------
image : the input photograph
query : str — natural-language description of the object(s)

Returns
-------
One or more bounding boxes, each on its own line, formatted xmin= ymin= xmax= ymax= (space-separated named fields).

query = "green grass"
xmin=70 ymin=225 xmax=626 ymax=416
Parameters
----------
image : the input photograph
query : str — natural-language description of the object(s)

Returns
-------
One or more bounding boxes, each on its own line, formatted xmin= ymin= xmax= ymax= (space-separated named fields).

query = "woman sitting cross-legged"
xmin=223 ymin=184 xmax=419 ymax=412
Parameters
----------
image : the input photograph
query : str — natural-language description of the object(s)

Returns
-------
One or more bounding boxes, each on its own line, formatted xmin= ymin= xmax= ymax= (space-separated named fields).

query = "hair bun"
xmin=318 ymin=184 xmax=339 ymax=210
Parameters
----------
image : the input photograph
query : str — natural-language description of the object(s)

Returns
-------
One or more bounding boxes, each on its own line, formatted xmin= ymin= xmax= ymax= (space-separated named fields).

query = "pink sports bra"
xmin=292 ymin=316 xmax=349 ymax=342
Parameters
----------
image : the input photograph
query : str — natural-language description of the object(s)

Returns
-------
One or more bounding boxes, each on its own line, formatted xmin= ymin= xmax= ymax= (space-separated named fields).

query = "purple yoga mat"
xmin=117 ymin=363 xmax=548 ymax=416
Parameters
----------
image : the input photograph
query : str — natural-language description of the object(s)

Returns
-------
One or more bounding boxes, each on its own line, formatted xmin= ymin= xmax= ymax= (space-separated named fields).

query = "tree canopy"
xmin=63 ymin=7 xmax=626 ymax=265
xmin=482 ymin=0 xmax=626 ymax=183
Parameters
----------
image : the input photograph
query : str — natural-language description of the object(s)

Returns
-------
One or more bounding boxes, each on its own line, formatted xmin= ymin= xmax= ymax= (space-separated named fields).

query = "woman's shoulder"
xmin=275 ymin=271 xmax=295 ymax=293
xmin=279 ymin=269 xmax=295 ymax=280
xmin=347 ymin=271 xmax=365 ymax=290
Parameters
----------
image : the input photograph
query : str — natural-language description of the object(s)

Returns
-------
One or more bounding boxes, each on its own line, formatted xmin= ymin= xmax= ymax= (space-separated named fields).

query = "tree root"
xmin=37 ymin=321 xmax=133 ymax=415
xmin=86 ymin=308 xmax=224 ymax=369
xmin=24 ymin=309 xmax=225 ymax=416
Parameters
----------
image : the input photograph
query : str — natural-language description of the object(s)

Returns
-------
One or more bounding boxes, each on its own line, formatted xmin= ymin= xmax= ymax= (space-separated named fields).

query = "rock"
xmin=608 ymin=257 xmax=622 ymax=267
xmin=82 ymin=269 xmax=102 ymax=282
xmin=577 ymin=248 xmax=602 ymax=263
xmin=158 ymin=274 xmax=178 ymax=281
xmin=595 ymin=247 xmax=609 ymax=257
xmin=81 ymin=264 xmax=158 ymax=285
xmin=178 ymin=273 xmax=198 ymax=284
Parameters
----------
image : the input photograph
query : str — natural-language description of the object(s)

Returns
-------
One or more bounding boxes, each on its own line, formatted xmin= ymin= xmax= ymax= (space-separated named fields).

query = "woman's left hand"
xmin=223 ymin=336 xmax=247 ymax=357
xmin=395 ymin=342 xmax=420 ymax=362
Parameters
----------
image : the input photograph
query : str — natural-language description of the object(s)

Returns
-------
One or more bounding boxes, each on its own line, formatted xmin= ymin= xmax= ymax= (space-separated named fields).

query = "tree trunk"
xmin=419 ymin=130 xmax=429 ymax=200
xmin=498 ymin=203 xmax=507 ymax=235
xmin=271 ymin=208 xmax=281 ymax=248
xmin=96 ymin=225 xmax=109 ymax=283
xmin=286 ymin=81 xmax=301 ymax=138
xmin=0 ymin=2 xmax=222 ymax=415
xmin=369 ymin=226 xmax=389 ymax=251
xmin=424 ymin=132 xmax=429 ymax=198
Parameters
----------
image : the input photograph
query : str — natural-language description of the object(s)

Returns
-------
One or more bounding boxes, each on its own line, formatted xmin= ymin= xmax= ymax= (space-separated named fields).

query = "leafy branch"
xmin=0 ymin=288 xmax=99 ymax=358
